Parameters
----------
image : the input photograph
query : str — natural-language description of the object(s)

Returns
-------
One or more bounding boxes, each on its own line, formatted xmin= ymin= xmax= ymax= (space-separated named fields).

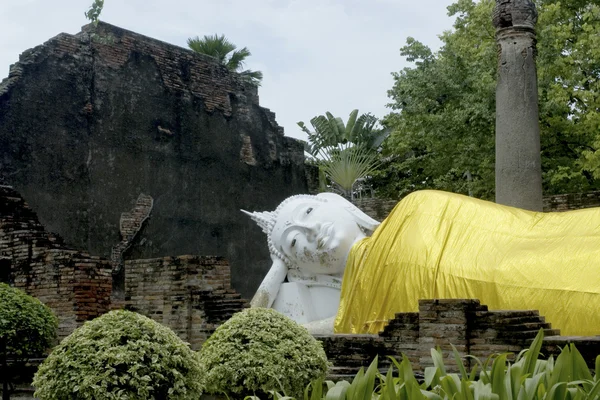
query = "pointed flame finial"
xmin=241 ymin=210 xmax=277 ymax=235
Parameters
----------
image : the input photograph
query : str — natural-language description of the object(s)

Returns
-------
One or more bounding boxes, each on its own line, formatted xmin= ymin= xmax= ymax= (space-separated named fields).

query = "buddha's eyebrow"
xmin=281 ymin=225 xmax=306 ymax=241
xmin=292 ymin=204 xmax=317 ymax=222
xmin=291 ymin=205 xmax=306 ymax=222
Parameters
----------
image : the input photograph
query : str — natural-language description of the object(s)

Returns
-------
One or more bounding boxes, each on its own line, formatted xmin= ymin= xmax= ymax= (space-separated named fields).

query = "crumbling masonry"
xmin=0 ymin=22 xmax=308 ymax=300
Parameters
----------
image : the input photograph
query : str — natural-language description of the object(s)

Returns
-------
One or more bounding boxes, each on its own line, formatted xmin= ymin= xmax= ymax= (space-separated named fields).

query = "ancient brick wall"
xmin=0 ymin=185 xmax=112 ymax=338
xmin=0 ymin=22 xmax=307 ymax=299
xmin=355 ymin=192 xmax=600 ymax=222
xmin=352 ymin=198 xmax=399 ymax=221
xmin=543 ymin=191 xmax=600 ymax=211
xmin=122 ymin=255 xmax=248 ymax=349
xmin=318 ymin=299 xmax=594 ymax=379
xmin=81 ymin=23 xmax=258 ymax=116
xmin=305 ymin=164 xmax=320 ymax=195
xmin=111 ymin=193 xmax=153 ymax=274
xmin=1 ymin=185 xmax=248 ymax=343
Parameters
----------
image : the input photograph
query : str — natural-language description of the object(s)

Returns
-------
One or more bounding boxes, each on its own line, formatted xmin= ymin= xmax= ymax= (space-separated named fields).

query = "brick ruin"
xmin=543 ymin=191 xmax=600 ymax=212
xmin=111 ymin=193 xmax=154 ymax=276
xmin=352 ymin=191 xmax=600 ymax=221
xmin=320 ymin=299 xmax=600 ymax=378
xmin=122 ymin=255 xmax=247 ymax=349
xmin=0 ymin=21 xmax=308 ymax=300
xmin=0 ymin=185 xmax=112 ymax=338
xmin=0 ymin=185 xmax=247 ymax=346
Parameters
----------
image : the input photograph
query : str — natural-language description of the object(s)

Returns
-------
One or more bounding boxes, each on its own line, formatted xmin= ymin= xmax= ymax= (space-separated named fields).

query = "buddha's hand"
xmin=250 ymin=257 xmax=288 ymax=308
xmin=302 ymin=316 xmax=335 ymax=335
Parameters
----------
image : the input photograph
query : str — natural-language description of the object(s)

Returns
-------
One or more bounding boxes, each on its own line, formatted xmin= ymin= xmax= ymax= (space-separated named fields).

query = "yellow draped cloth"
xmin=334 ymin=190 xmax=600 ymax=336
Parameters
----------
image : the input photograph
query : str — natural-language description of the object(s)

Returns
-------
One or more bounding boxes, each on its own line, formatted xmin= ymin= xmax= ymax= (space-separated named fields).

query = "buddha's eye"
xmin=291 ymin=239 xmax=296 ymax=247
xmin=306 ymin=207 xmax=313 ymax=214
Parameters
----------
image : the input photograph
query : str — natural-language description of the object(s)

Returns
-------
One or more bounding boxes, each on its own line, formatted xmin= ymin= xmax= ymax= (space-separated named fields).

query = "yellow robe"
xmin=334 ymin=190 xmax=600 ymax=336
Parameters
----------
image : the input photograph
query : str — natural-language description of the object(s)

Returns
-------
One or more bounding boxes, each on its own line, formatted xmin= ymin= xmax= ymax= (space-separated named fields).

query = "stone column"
xmin=493 ymin=0 xmax=543 ymax=211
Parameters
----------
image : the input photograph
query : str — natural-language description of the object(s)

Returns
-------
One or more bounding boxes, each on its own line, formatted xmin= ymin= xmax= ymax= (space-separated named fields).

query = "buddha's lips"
xmin=317 ymin=223 xmax=334 ymax=249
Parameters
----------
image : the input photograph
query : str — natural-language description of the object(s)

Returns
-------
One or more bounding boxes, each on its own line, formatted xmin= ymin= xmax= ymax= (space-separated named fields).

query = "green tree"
xmin=33 ymin=310 xmax=203 ymax=400
xmin=537 ymin=1 xmax=600 ymax=186
xmin=199 ymin=308 xmax=328 ymax=399
xmin=0 ymin=284 xmax=57 ymax=400
xmin=378 ymin=0 xmax=600 ymax=200
xmin=377 ymin=0 xmax=496 ymax=200
xmin=187 ymin=34 xmax=263 ymax=87
xmin=299 ymin=110 xmax=387 ymax=199
xmin=84 ymin=0 xmax=104 ymax=26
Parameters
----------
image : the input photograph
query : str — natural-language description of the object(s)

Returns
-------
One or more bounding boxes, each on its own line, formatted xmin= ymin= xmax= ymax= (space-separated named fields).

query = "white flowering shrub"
xmin=199 ymin=308 xmax=328 ymax=398
xmin=33 ymin=310 xmax=203 ymax=400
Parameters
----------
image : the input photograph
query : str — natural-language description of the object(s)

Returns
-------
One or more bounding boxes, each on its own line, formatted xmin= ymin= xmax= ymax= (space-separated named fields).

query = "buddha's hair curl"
xmin=242 ymin=193 xmax=380 ymax=267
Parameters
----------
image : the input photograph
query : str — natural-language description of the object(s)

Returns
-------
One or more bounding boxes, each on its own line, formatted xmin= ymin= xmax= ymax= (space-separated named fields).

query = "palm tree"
xmin=298 ymin=110 xmax=389 ymax=199
xmin=187 ymin=34 xmax=263 ymax=87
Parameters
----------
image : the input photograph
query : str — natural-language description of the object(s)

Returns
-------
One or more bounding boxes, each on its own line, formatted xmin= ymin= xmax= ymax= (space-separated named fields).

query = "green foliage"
xmin=378 ymin=0 xmax=497 ymax=200
xmin=199 ymin=307 xmax=328 ymax=398
xmin=537 ymin=1 xmax=600 ymax=184
xmin=379 ymin=0 xmax=600 ymax=200
xmin=187 ymin=34 xmax=263 ymax=87
xmin=264 ymin=329 xmax=600 ymax=400
xmin=84 ymin=0 xmax=104 ymax=26
xmin=32 ymin=310 xmax=203 ymax=400
xmin=0 ymin=283 xmax=57 ymax=360
xmin=0 ymin=283 xmax=57 ymax=398
xmin=299 ymin=110 xmax=388 ymax=198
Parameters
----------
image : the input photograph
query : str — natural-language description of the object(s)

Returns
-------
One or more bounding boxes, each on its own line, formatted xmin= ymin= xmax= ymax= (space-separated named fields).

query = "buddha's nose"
xmin=304 ymin=223 xmax=321 ymax=242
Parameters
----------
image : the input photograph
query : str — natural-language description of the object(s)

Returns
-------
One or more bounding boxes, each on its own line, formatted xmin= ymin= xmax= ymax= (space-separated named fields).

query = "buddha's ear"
xmin=316 ymin=192 xmax=380 ymax=234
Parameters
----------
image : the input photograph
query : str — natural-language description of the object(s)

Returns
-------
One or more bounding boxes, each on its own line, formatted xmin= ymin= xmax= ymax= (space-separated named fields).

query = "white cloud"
xmin=0 ymin=0 xmax=457 ymax=140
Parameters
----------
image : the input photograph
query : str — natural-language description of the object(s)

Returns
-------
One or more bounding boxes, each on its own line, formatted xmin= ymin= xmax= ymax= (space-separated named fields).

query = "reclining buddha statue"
xmin=243 ymin=190 xmax=600 ymax=336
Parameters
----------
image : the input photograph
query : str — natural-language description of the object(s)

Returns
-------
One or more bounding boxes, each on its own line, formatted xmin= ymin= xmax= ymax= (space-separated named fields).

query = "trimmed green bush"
xmin=199 ymin=307 xmax=328 ymax=398
xmin=33 ymin=310 xmax=203 ymax=400
xmin=0 ymin=283 xmax=57 ymax=399
xmin=0 ymin=283 xmax=57 ymax=360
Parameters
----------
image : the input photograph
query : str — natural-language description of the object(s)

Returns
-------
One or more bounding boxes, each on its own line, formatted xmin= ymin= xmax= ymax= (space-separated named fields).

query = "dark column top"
xmin=493 ymin=0 xmax=537 ymax=30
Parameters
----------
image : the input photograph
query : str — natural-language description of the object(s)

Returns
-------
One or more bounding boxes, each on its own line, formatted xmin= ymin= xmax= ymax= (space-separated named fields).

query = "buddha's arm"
xmin=287 ymin=270 xmax=343 ymax=289
xmin=250 ymin=257 xmax=287 ymax=308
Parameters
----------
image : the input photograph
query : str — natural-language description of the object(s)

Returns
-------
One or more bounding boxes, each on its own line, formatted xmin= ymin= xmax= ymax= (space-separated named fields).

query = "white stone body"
xmin=271 ymin=283 xmax=341 ymax=324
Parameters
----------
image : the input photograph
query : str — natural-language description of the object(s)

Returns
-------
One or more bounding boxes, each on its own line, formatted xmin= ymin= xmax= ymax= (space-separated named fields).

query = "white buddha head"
xmin=243 ymin=193 xmax=380 ymax=275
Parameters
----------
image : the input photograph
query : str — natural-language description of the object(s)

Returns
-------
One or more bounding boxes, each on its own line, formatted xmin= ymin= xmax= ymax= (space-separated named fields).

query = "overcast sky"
xmin=1 ymin=0 xmax=457 ymax=141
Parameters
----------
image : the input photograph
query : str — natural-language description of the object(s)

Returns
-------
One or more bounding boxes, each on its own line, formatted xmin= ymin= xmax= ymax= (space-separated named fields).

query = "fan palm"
xmin=187 ymin=34 xmax=263 ymax=87
xmin=298 ymin=110 xmax=389 ymax=199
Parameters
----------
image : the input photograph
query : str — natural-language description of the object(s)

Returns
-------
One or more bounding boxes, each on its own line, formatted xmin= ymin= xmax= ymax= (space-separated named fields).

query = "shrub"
xmin=0 ymin=283 xmax=57 ymax=399
xmin=199 ymin=307 xmax=328 ymax=398
xmin=33 ymin=310 xmax=203 ymax=400
xmin=0 ymin=283 xmax=58 ymax=359
xmin=274 ymin=329 xmax=600 ymax=400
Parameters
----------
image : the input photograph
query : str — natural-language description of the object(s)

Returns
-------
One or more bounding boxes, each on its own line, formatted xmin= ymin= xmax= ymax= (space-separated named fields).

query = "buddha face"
xmin=271 ymin=197 xmax=366 ymax=275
